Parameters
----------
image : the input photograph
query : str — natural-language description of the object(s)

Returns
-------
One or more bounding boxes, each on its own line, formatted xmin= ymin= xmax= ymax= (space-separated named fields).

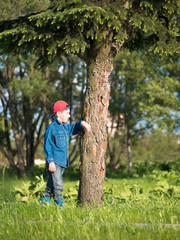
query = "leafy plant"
xmin=149 ymin=170 xmax=180 ymax=182
xmin=64 ymin=181 xmax=79 ymax=200
xmin=104 ymin=184 xmax=145 ymax=205
xmin=14 ymin=175 xmax=46 ymax=202
xmin=150 ymin=181 xmax=180 ymax=198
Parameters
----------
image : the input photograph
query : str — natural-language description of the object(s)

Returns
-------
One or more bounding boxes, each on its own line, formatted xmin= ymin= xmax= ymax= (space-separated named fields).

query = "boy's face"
xmin=57 ymin=109 xmax=70 ymax=123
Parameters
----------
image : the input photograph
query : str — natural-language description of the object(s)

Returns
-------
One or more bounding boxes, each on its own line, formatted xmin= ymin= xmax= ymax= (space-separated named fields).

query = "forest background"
xmin=0 ymin=0 xmax=179 ymax=177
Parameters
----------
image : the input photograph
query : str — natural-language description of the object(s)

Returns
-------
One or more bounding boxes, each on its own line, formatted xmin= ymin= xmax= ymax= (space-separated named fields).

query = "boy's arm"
xmin=44 ymin=126 xmax=56 ymax=172
xmin=68 ymin=120 xmax=91 ymax=136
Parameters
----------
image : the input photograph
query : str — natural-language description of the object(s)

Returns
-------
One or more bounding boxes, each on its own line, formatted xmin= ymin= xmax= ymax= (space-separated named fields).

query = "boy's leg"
xmin=40 ymin=164 xmax=53 ymax=204
xmin=51 ymin=164 xmax=65 ymax=206
xmin=40 ymin=175 xmax=53 ymax=201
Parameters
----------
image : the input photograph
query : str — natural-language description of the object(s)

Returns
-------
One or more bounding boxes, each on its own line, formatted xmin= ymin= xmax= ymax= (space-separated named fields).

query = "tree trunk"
xmin=11 ymin=128 xmax=26 ymax=177
xmin=9 ymin=94 xmax=26 ymax=177
xmin=113 ymin=136 xmax=126 ymax=170
xmin=26 ymin=126 xmax=35 ymax=170
xmin=1 ymin=97 xmax=15 ymax=167
xmin=127 ymin=130 xmax=132 ymax=175
xmin=24 ymin=107 xmax=35 ymax=171
xmin=78 ymin=38 xmax=114 ymax=206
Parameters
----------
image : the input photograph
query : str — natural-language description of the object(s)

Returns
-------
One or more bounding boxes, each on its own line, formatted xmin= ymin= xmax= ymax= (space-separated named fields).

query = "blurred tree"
xmin=0 ymin=54 xmax=59 ymax=176
xmin=0 ymin=53 xmax=86 ymax=176
xmin=108 ymin=50 xmax=180 ymax=173
xmin=132 ymin=129 xmax=179 ymax=162
xmin=0 ymin=0 xmax=51 ymax=177
xmin=0 ymin=0 xmax=50 ymax=21
xmin=0 ymin=0 xmax=179 ymax=205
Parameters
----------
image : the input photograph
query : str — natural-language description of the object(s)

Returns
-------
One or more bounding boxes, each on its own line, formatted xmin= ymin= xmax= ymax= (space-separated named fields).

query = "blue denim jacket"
xmin=44 ymin=118 xmax=83 ymax=167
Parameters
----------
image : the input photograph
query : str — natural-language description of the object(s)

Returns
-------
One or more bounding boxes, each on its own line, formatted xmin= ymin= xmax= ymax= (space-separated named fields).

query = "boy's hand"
xmin=81 ymin=121 xmax=91 ymax=132
xmin=49 ymin=162 xmax=56 ymax=172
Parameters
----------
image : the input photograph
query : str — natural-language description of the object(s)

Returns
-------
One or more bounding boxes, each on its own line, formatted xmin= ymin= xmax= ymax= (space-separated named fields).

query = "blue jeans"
xmin=41 ymin=163 xmax=65 ymax=201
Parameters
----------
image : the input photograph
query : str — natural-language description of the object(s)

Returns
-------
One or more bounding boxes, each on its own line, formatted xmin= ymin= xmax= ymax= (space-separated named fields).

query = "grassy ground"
xmin=0 ymin=162 xmax=179 ymax=240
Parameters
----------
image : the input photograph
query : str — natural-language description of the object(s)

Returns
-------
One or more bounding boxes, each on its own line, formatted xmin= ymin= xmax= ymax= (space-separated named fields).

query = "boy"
xmin=40 ymin=100 xmax=91 ymax=206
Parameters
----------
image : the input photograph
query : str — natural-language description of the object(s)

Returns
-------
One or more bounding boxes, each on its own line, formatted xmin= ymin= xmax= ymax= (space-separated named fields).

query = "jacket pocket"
xmin=55 ymin=135 xmax=65 ymax=147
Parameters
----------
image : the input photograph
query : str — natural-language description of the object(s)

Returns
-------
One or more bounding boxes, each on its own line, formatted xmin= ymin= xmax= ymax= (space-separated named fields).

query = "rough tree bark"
xmin=78 ymin=35 xmax=116 ymax=206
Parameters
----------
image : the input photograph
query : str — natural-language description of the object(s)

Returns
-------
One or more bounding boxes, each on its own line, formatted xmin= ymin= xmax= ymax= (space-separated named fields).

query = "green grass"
xmin=0 ymin=163 xmax=180 ymax=240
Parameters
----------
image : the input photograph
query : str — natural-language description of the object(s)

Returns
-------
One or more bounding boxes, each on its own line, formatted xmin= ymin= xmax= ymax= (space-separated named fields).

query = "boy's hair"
xmin=51 ymin=112 xmax=58 ymax=119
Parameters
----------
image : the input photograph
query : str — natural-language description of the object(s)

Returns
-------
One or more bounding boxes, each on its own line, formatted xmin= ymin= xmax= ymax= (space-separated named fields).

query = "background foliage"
xmin=0 ymin=0 xmax=179 ymax=176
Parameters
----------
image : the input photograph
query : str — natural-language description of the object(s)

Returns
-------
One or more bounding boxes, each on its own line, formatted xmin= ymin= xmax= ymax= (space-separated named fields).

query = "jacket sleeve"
xmin=44 ymin=126 xmax=54 ymax=163
xmin=67 ymin=120 xmax=83 ymax=136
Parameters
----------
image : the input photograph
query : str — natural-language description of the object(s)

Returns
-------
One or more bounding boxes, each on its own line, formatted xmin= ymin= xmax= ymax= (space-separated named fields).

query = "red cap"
xmin=48 ymin=101 xmax=69 ymax=118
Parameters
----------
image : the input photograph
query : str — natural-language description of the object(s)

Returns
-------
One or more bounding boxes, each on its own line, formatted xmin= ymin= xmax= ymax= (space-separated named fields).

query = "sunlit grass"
xmin=0 ymin=162 xmax=180 ymax=240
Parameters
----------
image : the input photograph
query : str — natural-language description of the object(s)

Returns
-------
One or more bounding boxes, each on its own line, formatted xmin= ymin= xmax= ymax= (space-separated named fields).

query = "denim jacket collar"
xmin=52 ymin=117 xmax=67 ymax=126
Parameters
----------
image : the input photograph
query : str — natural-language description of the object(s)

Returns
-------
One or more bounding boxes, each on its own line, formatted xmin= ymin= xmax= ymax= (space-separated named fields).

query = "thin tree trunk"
xmin=113 ymin=126 xmax=126 ymax=170
xmin=113 ymin=139 xmax=126 ymax=170
xmin=69 ymin=137 xmax=79 ymax=165
xmin=1 ymin=97 xmax=15 ymax=167
xmin=15 ymin=134 xmax=26 ymax=177
xmin=106 ymin=122 xmax=126 ymax=170
xmin=3 ymin=56 xmax=26 ymax=177
xmin=78 ymin=37 xmax=114 ymax=206
xmin=26 ymin=126 xmax=35 ymax=170
xmin=9 ymin=91 xmax=26 ymax=177
xmin=127 ymin=130 xmax=132 ymax=175
xmin=108 ymin=141 xmax=116 ymax=168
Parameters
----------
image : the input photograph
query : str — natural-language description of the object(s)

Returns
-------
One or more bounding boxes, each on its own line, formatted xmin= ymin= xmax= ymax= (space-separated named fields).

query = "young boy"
xmin=40 ymin=100 xmax=91 ymax=206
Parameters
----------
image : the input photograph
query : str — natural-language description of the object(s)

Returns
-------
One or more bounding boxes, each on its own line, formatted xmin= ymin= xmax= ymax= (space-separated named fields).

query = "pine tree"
xmin=0 ymin=0 xmax=179 ymax=205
